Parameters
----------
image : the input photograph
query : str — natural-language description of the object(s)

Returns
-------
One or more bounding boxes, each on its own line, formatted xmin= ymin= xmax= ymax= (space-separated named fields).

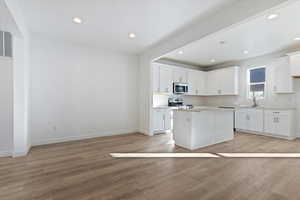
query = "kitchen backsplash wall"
xmin=153 ymin=94 xmax=206 ymax=107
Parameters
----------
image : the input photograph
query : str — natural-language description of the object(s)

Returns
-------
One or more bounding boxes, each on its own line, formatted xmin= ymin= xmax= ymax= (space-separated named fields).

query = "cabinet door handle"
xmin=196 ymin=89 xmax=198 ymax=94
xmin=273 ymin=86 xmax=277 ymax=92
xmin=273 ymin=117 xmax=279 ymax=123
xmin=246 ymin=115 xmax=250 ymax=120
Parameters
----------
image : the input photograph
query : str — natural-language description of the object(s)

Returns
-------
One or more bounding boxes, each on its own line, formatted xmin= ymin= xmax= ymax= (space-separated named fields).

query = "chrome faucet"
xmin=252 ymin=91 xmax=258 ymax=108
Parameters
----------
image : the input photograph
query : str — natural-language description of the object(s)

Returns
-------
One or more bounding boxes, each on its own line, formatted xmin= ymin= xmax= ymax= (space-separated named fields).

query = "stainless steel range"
xmin=168 ymin=96 xmax=184 ymax=107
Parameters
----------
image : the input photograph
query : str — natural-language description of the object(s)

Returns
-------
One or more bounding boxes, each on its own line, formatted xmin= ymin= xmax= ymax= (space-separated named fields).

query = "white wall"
xmin=13 ymin=36 xmax=31 ymax=156
xmin=30 ymin=34 xmax=139 ymax=145
xmin=4 ymin=0 xmax=31 ymax=156
xmin=0 ymin=57 xmax=13 ymax=156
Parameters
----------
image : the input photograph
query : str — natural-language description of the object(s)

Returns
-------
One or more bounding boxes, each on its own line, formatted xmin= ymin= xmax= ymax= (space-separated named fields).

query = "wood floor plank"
xmin=1 ymin=132 xmax=300 ymax=200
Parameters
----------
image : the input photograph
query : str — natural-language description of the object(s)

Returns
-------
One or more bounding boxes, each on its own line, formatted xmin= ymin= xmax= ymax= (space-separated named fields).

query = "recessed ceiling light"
xmin=267 ymin=13 xmax=279 ymax=20
xmin=73 ymin=17 xmax=83 ymax=24
xmin=178 ymin=51 xmax=184 ymax=55
xmin=294 ymin=37 xmax=300 ymax=41
xmin=210 ymin=59 xmax=216 ymax=63
xmin=129 ymin=33 xmax=136 ymax=39
xmin=243 ymin=50 xmax=249 ymax=54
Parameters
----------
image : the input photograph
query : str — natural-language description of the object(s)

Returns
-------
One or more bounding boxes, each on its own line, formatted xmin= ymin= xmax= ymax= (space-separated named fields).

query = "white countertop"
xmin=153 ymin=105 xmax=296 ymax=111
xmin=152 ymin=106 xmax=178 ymax=110
xmin=174 ymin=106 xmax=235 ymax=112
xmin=235 ymin=106 xmax=296 ymax=110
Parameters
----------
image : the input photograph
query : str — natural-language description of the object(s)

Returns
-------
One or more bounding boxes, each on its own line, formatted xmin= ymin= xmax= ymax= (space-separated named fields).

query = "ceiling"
xmin=163 ymin=1 xmax=300 ymax=67
xmin=20 ymin=0 xmax=236 ymax=54
xmin=0 ymin=1 xmax=20 ymax=36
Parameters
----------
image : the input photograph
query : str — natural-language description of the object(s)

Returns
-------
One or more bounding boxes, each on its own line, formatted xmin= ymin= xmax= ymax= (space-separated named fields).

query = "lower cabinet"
xmin=264 ymin=110 xmax=295 ymax=138
xmin=235 ymin=109 xmax=263 ymax=132
xmin=153 ymin=109 xmax=172 ymax=133
xmin=235 ymin=108 xmax=295 ymax=139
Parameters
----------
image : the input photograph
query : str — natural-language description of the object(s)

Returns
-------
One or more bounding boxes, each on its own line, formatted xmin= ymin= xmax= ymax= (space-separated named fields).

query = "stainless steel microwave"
xmin=173 ymin=82 xmax=188 ymax=94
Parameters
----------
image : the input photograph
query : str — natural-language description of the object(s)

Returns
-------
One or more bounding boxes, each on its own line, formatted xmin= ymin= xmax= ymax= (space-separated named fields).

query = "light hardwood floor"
xmin=1 ymin=132 xmax=300 ymax=200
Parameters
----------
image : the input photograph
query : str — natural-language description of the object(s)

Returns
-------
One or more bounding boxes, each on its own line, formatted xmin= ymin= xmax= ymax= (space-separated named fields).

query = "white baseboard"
xmin=31 ymin=128 xmax=140 ymax=146
xmin=0 ymin=151 xmax=12 ymax=157
xmin=138 ymin=128 xmax=152 ymax=136
xmin=13 ymin=146 xmax=31 ymax=157
xmin=237 ymin=129 xmax=296 ymax=140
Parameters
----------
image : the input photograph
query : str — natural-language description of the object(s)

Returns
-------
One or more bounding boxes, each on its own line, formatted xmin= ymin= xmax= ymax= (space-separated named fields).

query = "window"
xmin=0 ymin=30 xmax=12 ymax=58
xmin=247 ymin=66 xmax=266 ymax=99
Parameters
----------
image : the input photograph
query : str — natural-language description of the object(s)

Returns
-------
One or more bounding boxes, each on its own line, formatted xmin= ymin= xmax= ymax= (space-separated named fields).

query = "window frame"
xmin=247 ymin=66 xmax=266 ymax=100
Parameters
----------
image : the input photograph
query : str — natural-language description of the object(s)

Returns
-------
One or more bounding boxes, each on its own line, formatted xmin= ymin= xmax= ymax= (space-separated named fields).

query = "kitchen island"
xmin=173 ymin=107 xmax=234 ymax=150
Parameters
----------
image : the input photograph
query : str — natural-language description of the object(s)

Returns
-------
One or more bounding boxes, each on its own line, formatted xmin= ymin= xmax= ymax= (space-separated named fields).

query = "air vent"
xmin=0 ymin=31 xmax=12 ymax=58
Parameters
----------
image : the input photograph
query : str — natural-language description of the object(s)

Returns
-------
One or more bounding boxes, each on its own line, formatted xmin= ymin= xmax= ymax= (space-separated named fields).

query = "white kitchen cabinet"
xmin=288 ymin=51 xmax=300 ymax=77
xmin=153 ymin=109 xmax=172 ymax=133
xmin=152 ymin=62 xmax=239 ymax=96
xmin=206 ymin=70 xmax=219 ymax=95
xmin=236 ymin=108 xmax=296 ymax=139
xmin=248 ymin=109 xmax=264 ymax=132
xmin=264 ymin=110 xmax=295 ymax=138
xmin=235 ymin=109 xmax=248 ymax=130
xmin=164 ymin=109 xmax=172 ymax=131
xmin=159 ymin=65 xmax=173 ymax=94
xmin=152 ymin=64 xmax=160 ymax=93
xmin=187 ymin=70 xmax=206 ymax=96
xmin=272 ymin=57 xmax=294 ymax=93
xmin=215 ymin=111 xmax=235 ymax=143
xmin=173 ymin=67 xmax=188 ymax=83
xmin=235 ymin=109 xmax=263 ymax=132
xmin=153 ymin=109 xmax=165 ymax=131
xmin=219 ymin=67 xmax=239 ymax=95
xmin=206 ymin=67 xmax=239 ymax=96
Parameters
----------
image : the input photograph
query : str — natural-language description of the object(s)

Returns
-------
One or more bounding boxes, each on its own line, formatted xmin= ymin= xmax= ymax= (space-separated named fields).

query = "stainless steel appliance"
xmin=168 ymin=97 xmax=184 ymax=107
xmin=173 ymin=82 xmax=188 ymax=94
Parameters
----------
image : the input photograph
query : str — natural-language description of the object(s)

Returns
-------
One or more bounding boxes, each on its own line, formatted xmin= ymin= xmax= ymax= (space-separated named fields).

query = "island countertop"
xmin=174 ymin=106 xmax=235 ymax=112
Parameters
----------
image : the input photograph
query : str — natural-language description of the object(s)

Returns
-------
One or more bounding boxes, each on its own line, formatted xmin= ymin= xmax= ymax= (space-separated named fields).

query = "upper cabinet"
xmin=159 ymin=65 xmax=173 ymax=94
xmin=288 ymin=51 xmax=300 ymax=77
xmin=152 ymin=63 xmax=160 ymax=93
xmin=152 ymin=63 xmax=239 ymax=96
xmin=219 ymin=67 xmax=239 ymax=95
xmin=206 ymin=70 xmax=219 ymax=95
xmin=152 ymin=63 xmax=173 ymax=94
xmin=206 ymin=67 xmax=239 ymax=96
xmin=173 ymin=67 xmax=188 ymax=83
xmin=187 ymin=70 xmax=206 ymax=96
xmin=271 ymin=56 xmax=294 ymax=93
